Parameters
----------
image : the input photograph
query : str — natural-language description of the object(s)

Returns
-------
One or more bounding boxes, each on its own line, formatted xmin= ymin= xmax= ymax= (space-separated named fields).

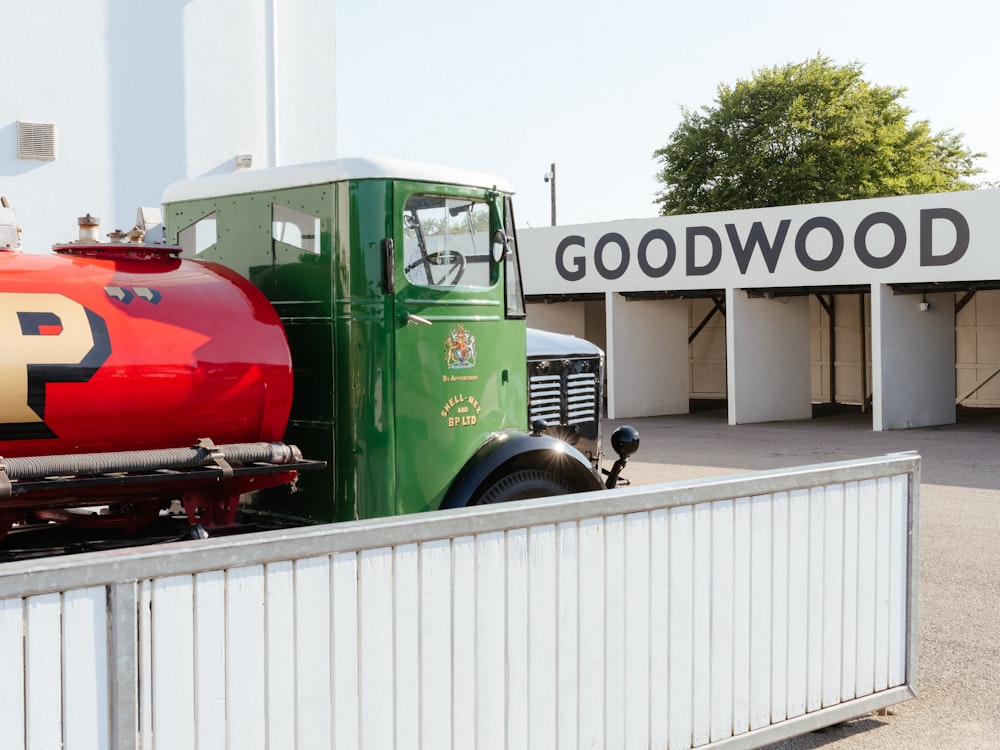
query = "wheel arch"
xmin=439 ymin=429 xmax=603 ymax=510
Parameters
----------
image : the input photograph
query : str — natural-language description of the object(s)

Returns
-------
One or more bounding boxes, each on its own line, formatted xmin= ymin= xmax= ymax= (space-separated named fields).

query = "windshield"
xmin=403 ymin=195 xmax=495 ymax=289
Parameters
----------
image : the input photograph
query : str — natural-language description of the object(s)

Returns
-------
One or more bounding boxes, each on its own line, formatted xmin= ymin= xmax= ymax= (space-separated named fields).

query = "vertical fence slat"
xmin=150 ymin=577 xmax=195 ymax=749
xmin=452 ymin=536 xmax=477 ymax=750
xmin=138 ymin=581 xmax=152 ymax=750
xmin=855 ymin=478 xmax=878 ymax=697
xmin=710 ymin=500 xmax=734 ymax=742
xmin=225 ymin=566 xmax=266 ymax=750
xmin=62 ymin=587 xmax=108 ymax=750
xmin=333 ymin=551 xmax=359 ymax=749
xmin=840 ymin=482 xmax=860 ymax=701
xmin=26 ymin=593 xmax=62 ymax=750
xmin=556 ymin=521 xmax=579 ymax=750
xmin=669 ymin=505 xmax=694 ymax=749
xmin=475 ymin=531 xmax=507 ymax=748
xmin=264 ymin=561 xmax=295 ymax=749
xmin=476 ymin=531 xmax=506 ymax=750
xmin=691 ymin=504 xmax=712 ymax=746
xmin=732 ymin=497 xmax=751 ymax=736
xmin=0 ymin=598 xmax=25 ymax=750
xmin=649 ymin=508 xmax=670 ymax=745
xmin=786 ymin=488 xmax=810 ymax=718
xmin=578 ymin=516 xmax=605 ymax=747
xmin=506 ymin=528 xmax=529 ymax=750
xmin=528 ymin=525 xmax=557 ymax=750
xmin=770 ymin=491 xmax=789 ymax=725
xmin=806 ymin=487 xmax=825 ymax=713
xmin=624 ymin=512 xmax=651 ymax=750
xmin=822 ymin=483 xmax=845 ymax=708
xmin=749 ymin=494 xmax=773 ymax=731
xmin=295 ymin=556 xmax=332 ymax=749
xmin=605 ymin=514 xmax=626 ymax=749
xmin=108 ymin=581 xmax=137 ymax=750
xmin=359 ymin=548 xmax=392 ymax=750
xmin=194 ymin=570 xmax=226 ymax=749
xmin=393 ymin=544 xmax=418 ymax=750
xmin=420 ymin=538 xmax=452 ymax=748
xmin=874 ymin=477 xmax=892 ymax=692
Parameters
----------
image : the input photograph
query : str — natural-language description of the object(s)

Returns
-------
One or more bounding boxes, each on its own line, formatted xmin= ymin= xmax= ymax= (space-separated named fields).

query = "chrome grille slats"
xmin=527 ymin=360 xmax=599 ymax=427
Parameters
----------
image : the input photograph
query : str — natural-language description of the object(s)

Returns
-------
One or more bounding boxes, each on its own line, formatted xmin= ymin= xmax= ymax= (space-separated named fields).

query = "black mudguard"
xmin=439 ymin=429 xmax=603 ymax=510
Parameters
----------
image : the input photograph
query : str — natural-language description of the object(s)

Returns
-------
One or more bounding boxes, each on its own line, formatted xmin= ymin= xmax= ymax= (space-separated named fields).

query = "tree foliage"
xmin=653 ymin=56 xmax=985 ymax=215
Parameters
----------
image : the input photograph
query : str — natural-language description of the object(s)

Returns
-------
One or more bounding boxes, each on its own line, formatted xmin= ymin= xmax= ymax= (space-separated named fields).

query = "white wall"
xmin=727 ymin=290 xmax=812 ymax=425
xmin=526 ymin=301 xmax=588 ymax=339
xmin=1 ymin=0 xmax=336 ymax=252
xmin=606 ymin=295 xmax=689 ymax=418
xmin=872 ymin=286 xmax=956 ymax=430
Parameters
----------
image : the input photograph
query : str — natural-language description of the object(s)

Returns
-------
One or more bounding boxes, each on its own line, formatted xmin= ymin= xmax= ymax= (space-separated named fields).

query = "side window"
xmin=503 ymin=196 xmax=526 ymax=318
xmin=273 ymin=204 xmax=320 ymax=255
xmin=402 ymin=195 xmax=493 ymax=289
xmin=177 ymin=212 xmax=217 ymax=257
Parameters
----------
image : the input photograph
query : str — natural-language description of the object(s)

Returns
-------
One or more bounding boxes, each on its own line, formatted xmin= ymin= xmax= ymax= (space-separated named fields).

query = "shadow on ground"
xmin=764 ymin=716 xmax=891 ymax=749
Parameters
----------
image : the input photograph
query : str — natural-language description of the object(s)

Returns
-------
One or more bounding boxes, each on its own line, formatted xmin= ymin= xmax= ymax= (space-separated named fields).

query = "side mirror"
xmin=491 ymin=229 xmax=507 ymax=262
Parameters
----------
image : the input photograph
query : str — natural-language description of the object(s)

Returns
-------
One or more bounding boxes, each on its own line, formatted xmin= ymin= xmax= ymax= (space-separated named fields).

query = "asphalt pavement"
xmin=608 ymin=404 xmax=1000 ymax=750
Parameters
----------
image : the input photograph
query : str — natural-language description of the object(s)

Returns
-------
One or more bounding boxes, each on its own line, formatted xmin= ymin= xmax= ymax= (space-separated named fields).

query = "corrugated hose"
xmin=0 ymin=442 xmax=303 ymax=481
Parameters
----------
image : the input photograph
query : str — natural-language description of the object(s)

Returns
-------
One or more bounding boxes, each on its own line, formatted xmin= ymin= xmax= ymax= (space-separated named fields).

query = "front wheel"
xmin=470 ymin=469 xmax=572 ymax=505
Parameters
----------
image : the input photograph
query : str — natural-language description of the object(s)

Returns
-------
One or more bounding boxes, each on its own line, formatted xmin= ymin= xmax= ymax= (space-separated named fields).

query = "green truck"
xmin=162 ymin=157 xmax=637 ymax=527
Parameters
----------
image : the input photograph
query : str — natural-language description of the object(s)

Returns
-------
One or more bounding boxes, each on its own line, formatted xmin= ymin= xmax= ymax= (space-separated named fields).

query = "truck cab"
xmin=163 ymin=158 xmax=634 ymax=525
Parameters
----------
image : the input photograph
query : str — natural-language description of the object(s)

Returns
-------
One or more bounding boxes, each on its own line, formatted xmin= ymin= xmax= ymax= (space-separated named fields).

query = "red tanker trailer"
xmin=0 ymin=210 xmax=315 ymax=540
xmin=0 ymin=238 xmax=293 ymax=456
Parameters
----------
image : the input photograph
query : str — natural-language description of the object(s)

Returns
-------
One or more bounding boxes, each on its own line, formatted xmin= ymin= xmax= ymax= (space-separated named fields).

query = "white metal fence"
xmin=0 ymin=453 xmax=919 ymax=750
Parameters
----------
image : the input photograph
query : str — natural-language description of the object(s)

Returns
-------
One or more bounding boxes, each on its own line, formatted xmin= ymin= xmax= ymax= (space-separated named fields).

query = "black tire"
xmin=471 ymin=469 xmax=573 ymax=505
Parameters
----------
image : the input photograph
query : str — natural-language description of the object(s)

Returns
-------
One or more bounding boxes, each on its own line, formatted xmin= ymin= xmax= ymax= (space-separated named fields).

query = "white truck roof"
xmin=526 ymin=327 xmax=603 ymax=358
xmin=162 ymin=156 xmax=515 ymax=204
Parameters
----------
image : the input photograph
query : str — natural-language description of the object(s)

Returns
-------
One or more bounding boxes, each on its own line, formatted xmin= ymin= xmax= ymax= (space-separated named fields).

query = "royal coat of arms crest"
xmin=445 ymin=324 xmax=477 ymax=369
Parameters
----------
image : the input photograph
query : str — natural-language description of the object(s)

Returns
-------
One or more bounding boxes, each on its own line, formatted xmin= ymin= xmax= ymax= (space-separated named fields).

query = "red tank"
xmin=0 ymin=243 xmax=293 ymax=457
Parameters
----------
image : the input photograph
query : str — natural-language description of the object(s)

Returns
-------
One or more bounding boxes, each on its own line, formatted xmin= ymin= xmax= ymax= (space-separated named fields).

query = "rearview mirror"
xmin=491 ymin=229 xmax=507 ymax=262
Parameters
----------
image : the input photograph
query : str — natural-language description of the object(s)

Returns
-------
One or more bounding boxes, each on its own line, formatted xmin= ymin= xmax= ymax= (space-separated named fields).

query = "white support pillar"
xmin=606 ymin=294 xmax=689 ymax=418
xmin=727 ymin=289 xmax=811 ymax=425
xmin=871 ymin=285 xmax=956 ymax=430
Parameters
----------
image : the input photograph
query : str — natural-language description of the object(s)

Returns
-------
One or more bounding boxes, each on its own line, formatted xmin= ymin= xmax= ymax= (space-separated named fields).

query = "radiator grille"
xmin=528 ymin=366 xmax=600 ymax=428
xmin=526 ymin=351 xmax=603 ymax=465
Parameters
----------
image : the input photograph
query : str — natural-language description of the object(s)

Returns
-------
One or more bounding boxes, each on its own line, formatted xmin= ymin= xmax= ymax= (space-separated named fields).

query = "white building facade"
xmin=1 ymin=0 xmax=336 ymax=251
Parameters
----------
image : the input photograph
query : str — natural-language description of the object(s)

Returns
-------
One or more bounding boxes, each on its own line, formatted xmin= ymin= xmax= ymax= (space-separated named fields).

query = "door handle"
xmin=405 ymin=313 xmax=432 ymax=326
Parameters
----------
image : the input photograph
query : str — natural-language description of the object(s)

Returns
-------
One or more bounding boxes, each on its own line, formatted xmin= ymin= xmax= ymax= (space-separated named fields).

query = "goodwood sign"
xmin=520 ymin=189 xmax=1000 ymax=294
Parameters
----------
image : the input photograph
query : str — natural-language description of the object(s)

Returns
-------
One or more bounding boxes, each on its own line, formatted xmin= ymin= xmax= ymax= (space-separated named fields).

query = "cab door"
xmin=390 ymin=183 xmax=525 ymax=513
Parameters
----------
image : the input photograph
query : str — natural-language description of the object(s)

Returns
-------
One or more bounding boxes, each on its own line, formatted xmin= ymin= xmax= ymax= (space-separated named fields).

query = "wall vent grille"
xmin=17 ymin=121 xmax=57 ymax=161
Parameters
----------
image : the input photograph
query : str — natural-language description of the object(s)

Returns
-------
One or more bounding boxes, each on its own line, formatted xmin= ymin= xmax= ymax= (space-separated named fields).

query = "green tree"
xmin=653 ymin=55 xmax=985 ymax=215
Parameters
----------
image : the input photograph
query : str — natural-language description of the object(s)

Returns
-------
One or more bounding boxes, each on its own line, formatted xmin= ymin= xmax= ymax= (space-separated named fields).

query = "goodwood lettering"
xmin=555 ymin=207 xmax=969 ymax=281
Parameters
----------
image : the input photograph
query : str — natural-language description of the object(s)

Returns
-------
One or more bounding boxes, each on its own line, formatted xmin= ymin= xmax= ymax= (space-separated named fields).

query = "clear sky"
xmin=335 ymin=0 xmax=997 ymax=230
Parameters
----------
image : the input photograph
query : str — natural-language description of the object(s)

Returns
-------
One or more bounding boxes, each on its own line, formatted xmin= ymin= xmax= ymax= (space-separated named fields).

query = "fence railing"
xmin=0 ymin=453 xmax=919 ymax=750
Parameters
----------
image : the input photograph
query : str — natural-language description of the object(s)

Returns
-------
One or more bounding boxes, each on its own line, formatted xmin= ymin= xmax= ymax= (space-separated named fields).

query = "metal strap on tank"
xmin=195 ymin=438 xmax=234 ymax=480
